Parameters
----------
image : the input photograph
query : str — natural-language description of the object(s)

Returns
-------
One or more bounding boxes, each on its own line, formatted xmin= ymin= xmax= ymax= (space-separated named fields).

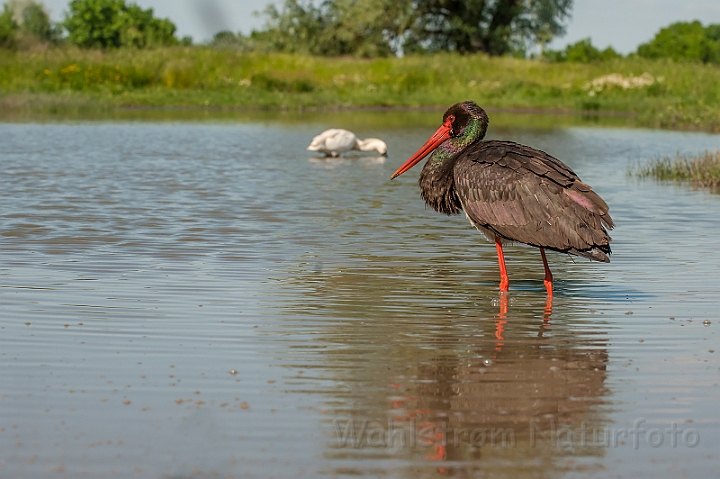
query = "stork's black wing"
xmin=454 ymin=141 xmax=614 ymax=261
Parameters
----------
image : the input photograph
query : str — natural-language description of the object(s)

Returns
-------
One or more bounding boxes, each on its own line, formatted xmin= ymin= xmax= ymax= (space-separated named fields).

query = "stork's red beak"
xmin=391 ymin=120 xmax=452 ymax=179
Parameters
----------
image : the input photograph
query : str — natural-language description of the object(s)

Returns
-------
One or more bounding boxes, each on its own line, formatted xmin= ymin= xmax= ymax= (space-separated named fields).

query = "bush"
xmin=637 ymin=21 xmax=720 ymax=64
xmin=543 ymin=38 xmax=621 ymax=63
xmin=64 ymin=0 xmax=178 ymax=48
xmin=210 ymin=30 xmax=250 ymax=50
xmin=566 ymin=38 xmax=621 ymax=62
xmin=211 ymin=30 xmax=237 ymax=46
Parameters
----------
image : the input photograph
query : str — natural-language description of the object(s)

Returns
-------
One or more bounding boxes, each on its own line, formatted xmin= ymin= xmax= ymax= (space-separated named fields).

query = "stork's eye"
xmin=444 ymin=115 xmax=456 ymax=134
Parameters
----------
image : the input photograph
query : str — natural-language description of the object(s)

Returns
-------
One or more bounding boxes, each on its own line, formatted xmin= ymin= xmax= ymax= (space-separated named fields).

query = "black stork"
xmin=391 ymin=101 xmax=613 ymax=298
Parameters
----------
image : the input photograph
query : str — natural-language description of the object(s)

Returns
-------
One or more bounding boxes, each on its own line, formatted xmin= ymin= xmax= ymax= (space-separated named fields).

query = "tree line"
xmin=2 ymin=0 xmax=720 ymax=66
xmin=0 ymin=0 xmax=187 ymax=49
xmin=227 ymin=0 xmax=574 ymax=57
xmin=544 ymin=20 xmax=720 ymax=64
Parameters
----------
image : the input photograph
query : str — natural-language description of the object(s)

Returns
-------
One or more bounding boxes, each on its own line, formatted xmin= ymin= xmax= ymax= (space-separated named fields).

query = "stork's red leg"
xmin=540 ymin=248 xmax=553 ymax=298
xmin=495 ymin=294 xmax=508 ymax=341
xmin=495 ymin=237 xmax=509 ymax=292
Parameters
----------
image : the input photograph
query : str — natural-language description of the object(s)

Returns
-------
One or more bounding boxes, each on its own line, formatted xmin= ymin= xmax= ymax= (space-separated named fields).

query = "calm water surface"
xmin=1 ymin=112 xmax=720 ymax=478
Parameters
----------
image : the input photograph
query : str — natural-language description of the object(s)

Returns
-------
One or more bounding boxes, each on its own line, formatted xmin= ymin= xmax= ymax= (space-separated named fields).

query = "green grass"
xmin=632 ymin=150 xmax=720 ymax=187
xmin=2 ymin=45 xmax=720 ymax=131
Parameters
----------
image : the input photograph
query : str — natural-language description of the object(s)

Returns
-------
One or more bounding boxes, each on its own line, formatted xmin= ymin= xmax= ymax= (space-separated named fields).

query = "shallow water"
xmin=1 ymin=112 xmax=720 ymax=478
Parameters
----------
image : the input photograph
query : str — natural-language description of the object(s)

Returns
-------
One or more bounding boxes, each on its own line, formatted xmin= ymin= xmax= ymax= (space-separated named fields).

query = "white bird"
xmin=306 ymin=129 xmax=387 ymax=157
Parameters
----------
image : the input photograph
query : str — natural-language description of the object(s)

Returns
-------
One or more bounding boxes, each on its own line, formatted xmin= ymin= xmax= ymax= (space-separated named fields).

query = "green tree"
xmin=255 ymin=0 xmax=404 ymax=56
xmin=637 ymin=21 xmax=720 ymax=64
xmin=254 ymin=0 xmax=322 ymax=54
xmin=312 ymin=0 xmax=403 ymax=57
xmin=19 ymin=2 xmax=62 ymax=42
xmin=707 ymin=24 xmax=720 ymax=43
xmin=256 ymin=0 xmax=572 ymax=57
xmin=64 ymin=0 xmax=178 ymax=48
xmin=0 ymin=4 xmax=19 ymax=47
xmin=400 ymin=0 xmax=574 ymax=56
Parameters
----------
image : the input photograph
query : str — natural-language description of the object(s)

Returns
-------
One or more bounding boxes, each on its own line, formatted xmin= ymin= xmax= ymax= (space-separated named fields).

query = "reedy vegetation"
xmin=631 ymin=151 xmax=720 ymax=187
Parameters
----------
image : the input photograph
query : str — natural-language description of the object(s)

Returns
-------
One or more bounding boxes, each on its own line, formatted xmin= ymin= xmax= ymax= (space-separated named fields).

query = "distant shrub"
xmin=64 ymin=0 xmax=178 ymax=48
xmin=211 ymin=30 xmax=237 ymax=46
xmin=566 ymin=38 xmax=621 ymax=62
xmin=637 ymin=21 xmax=720 ymax=64
xmin=209 ymin=30 xmax=271 ymax=53
xmin=543 ymin=38 xmax=621 ymax=63
xmin=211 ymin=30 xmax=250 ymax=50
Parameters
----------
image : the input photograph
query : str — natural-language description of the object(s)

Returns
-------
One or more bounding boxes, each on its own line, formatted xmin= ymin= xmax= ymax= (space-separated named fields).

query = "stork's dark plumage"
xmin=391 ymin=101 xmax=614 ymax=297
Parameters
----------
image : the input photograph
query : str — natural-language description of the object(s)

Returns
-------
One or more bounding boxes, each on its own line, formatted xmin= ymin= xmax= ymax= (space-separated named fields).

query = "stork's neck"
xmin=418 ymin=115 xmax=487 ymax=215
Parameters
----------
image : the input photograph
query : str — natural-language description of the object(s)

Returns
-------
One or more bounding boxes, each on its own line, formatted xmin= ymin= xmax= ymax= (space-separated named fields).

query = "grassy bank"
xmin=2 ymin=46 xmax=720 ymax=131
